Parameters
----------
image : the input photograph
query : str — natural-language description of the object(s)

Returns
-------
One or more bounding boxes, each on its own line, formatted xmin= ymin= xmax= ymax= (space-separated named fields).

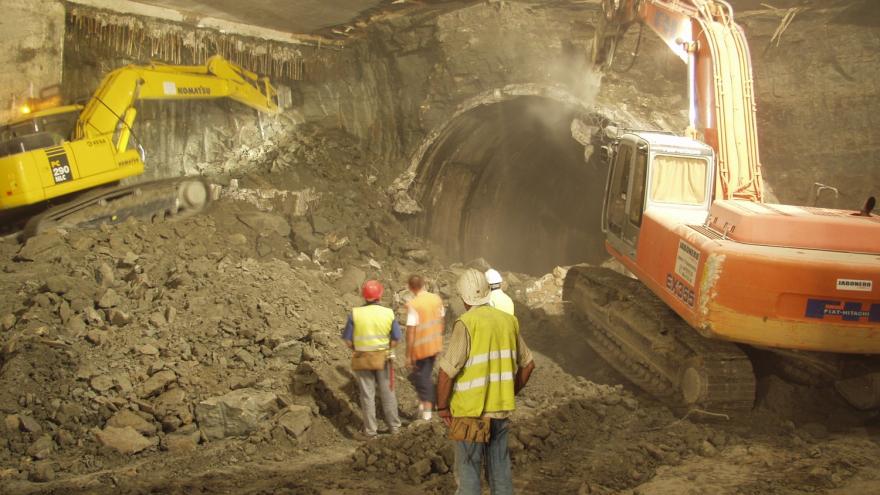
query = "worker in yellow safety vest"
xmin=405 ymin=274 xmax=446 ymax=421
xmin=436 ymin=268 xmax=535 ymax=495
xmin=342 ymin=280 xmax=402 ymax=438
xmin=485 ymin=268 xmax=514 ymax=316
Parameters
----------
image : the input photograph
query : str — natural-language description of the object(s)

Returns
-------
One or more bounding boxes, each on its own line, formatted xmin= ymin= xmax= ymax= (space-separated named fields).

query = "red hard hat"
xmin=361 ymin=280 xmax=384 ymax=301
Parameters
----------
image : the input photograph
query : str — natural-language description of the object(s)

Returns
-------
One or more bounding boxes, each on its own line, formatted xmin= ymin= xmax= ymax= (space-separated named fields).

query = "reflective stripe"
xmin=454 ymin=372 xmax=515 ymax=392
xmin=450 ymin=306 xmax=519 ymax=417
xmin=416 ymin=318 xmax=443 ymax=330
xmin=464 ymin=349 xmax=516 ymax=368
xmin=408 ymin=292 xmax=444 ymax=360
xmin=352 ymin=305 xmax=394 ymax=352
xmin=413 ymin=333 xmax=443 ymax=346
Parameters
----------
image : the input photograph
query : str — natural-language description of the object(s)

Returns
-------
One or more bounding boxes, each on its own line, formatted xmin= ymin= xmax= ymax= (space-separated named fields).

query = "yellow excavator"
xmin=0 ymin=55 xmax=279 ymax=236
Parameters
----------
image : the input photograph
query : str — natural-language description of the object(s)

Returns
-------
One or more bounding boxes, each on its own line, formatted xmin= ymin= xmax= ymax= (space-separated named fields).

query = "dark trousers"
xmin=409 ymin=355 xmax=436 ymax=403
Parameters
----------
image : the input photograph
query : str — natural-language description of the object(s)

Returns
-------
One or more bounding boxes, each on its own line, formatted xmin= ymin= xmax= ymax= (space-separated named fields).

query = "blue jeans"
xmin=454 ymin=418 xmax=513 ymax=495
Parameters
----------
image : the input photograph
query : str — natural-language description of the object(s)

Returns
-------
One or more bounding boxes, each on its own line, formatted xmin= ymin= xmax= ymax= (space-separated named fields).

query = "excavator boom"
xmin=564 ymin=0 xmax=880 ymax=413
xmin=594 ymin=0 xmax=763 ymax=201
xmin=76 ymin=56 xmax=278 ymax=144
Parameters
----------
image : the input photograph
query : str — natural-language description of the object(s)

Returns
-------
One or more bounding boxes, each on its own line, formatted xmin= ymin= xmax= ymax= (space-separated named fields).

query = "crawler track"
xmin=563 ymin=265 xmax=755 ymax=413
xmin=21 ymin=178 xmax=210 ymax=239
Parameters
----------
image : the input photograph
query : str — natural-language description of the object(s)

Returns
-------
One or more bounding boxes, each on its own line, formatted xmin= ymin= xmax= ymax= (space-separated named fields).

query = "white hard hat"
xmin=485 ymin=268 xmax=503 ymax=285
xmin=458 ymin=268 xmax=492 ymax=306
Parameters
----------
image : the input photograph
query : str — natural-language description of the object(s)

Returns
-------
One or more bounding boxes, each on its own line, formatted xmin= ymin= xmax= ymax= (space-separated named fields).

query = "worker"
xmin=405 ymin=274 xmax=446 ymax=421
xmin=341 ymin=280 xmax=403 ymax=438
xmin=485 ymin=268 xmax=515 ymax=315
xmin=436 ymin=268 xmax=535 ymax=495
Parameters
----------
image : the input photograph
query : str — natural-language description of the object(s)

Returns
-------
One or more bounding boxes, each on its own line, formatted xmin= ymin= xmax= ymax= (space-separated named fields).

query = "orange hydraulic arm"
xmin=593 ymin=0 xmax=764 ymax=202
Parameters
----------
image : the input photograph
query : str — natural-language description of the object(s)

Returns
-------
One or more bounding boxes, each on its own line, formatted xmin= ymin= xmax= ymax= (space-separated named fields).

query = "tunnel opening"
xmin=413 ymin=95 xmax=610 ymax=275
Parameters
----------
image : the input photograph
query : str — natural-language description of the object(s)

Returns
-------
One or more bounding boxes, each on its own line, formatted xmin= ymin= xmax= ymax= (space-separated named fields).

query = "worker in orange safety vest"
xmin=405 ymin=274 xmax=445 ymax=421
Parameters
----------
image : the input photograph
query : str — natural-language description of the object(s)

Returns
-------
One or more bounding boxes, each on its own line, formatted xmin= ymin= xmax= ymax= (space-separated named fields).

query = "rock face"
xmin=195 ymin=389 xmax=280 ymax=440
xmin=95 ymin=426 xmax=154 ymax=455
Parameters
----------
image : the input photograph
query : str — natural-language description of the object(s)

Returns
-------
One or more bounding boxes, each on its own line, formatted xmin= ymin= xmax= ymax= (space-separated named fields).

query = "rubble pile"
xmin=1 ymin=125 xmax=879 ymax=494
xmin=0 ymin=125 xmax=453 ymax=484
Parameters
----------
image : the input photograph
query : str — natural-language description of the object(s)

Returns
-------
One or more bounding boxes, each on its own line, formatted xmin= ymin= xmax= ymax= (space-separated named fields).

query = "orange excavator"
xmin=563 ymin=0 xmax=880 ymax=412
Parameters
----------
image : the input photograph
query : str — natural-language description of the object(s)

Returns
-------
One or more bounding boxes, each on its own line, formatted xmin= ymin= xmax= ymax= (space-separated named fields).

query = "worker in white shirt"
xmin=485 ymin=268 xmax=514 ymax=316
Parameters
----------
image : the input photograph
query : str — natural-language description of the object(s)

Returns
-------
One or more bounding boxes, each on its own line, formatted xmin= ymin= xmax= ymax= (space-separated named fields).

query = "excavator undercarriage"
xmin=564 ymin=265 xmax=756 ymax=414
xmin=21 ymin=177 xmax=210 ymax=239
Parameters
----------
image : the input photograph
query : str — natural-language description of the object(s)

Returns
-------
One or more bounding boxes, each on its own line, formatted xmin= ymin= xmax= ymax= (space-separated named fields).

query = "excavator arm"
xmin=593 ymin=0 xmax=764 ymax=202
xmin=75 ymin=55 xmax=279 ymax=153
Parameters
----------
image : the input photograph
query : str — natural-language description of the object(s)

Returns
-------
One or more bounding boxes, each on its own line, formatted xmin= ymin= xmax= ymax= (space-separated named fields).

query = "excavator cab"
xmin=0 ymin=106 xmax=81 ymax=158
xmin=601 ymin=131 xmax=715 ymax=260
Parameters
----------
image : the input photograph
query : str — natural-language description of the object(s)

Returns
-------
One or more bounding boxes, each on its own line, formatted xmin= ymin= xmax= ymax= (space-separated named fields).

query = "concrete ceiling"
xmin=132 ymin=0 xmax=389 ymax=34
xmin=126 ymin=0 xmax=844 ymax=36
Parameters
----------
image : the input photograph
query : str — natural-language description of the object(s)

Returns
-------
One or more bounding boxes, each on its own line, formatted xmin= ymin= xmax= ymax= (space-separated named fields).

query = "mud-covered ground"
xmin=1 ymin=127 xmax=879 ymax=494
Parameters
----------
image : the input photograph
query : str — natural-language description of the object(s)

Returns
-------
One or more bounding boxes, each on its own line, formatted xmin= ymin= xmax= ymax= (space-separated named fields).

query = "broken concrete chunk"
xmin=84 ymin=307 xmax=104 ymax=326
xmin=95 ymin=263 xmax=115 ymax=287
xmin=404 ymin=249 xmax=430 ymax=263
xmin=138 ymin=344 xmax=160 ymax=356
xmin=148 ymin=312 xmax=167 ymax=327
xmin=16 ymin=234 xmax=64 ymax=261
xmin=27 ymin=434 xmax=55 ymax=460
xmin=96 ymin=289 xmax=121 ymax=309
xmin=234 ymin=348 xmax=256 ymax=368
xmin=121 ymin=251 xmax=140 ymax=267
xmin=0 ymin=314 xmax=15 ymax=331
xmin=137 ymin=370 xmax=177 ymax=398
xmin=334 ymin=267 xmax=366 ymax=294
xmin=29 ymin=461 xmax=55 ymax=483
xmin=107 ymin=309 xmax=132 ymax=326
xmin=164 ymin=430 xmax=200 ymax=452
xmin=276 ymin=405 xmax=312 ymax=438
xmin=44 ymin=275 xmax=75 ymax=295
xmin=4 ymin=415 xmax=19 ymax=433
xmin=154 ymin=388 xmax=187 ymax=417
xmin=95 ymin=426 xmax=154 ymax=455
xmin=195 ymin=388 xmax=279 ymax=440
xmin=236 ymin=212 xmax=291 ymax=237
xmin=326 ymin=233 xmax=349 ymax=251
xmin=106 ymin=410 xmax=157 ymax=436
xmin=90 ymin=374 xmax=115 ymax=393
xmin=165 ymin=306 xmax=177 ymax=325
xmin=18 ymin=415 xmax=42 ymax=434
xmin=228 ymin=233 xmax=248 ymax=245
xmin=310 ymin=215 xmax=333 ymax=235
xmin=85 ymin=330 xmax=106 ymax=345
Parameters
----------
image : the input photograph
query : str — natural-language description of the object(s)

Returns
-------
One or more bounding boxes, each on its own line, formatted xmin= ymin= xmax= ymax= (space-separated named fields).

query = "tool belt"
xmin=448 ymin=417 xmax=491 ymax=443
xmin=351 ymin=350 xmax=388 ymax=371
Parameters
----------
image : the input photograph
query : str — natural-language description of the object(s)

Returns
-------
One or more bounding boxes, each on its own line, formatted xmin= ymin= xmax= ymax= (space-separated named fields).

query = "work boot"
xmin=352 ymin=431 xmax=377 ymax=441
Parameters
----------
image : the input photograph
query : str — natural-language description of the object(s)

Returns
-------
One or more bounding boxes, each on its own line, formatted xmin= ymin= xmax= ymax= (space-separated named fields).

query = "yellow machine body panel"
xmin=0 ymin=140 xmax=143 ymax=209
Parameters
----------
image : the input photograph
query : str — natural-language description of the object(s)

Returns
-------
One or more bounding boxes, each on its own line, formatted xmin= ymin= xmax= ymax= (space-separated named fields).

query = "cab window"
xmin=650 ymin=154 xmax=708 ymax=205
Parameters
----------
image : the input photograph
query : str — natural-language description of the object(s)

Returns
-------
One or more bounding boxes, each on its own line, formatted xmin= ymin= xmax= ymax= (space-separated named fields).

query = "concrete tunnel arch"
xmin=407 ymin=86 xmax=615 ymax=275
